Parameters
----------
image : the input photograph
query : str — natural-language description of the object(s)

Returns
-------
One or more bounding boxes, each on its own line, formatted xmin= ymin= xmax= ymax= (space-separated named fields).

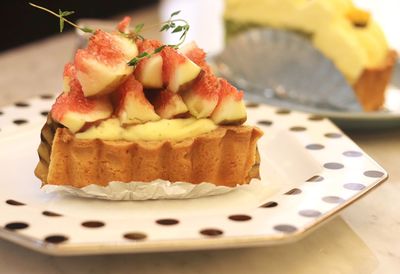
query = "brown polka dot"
xmin=274 ymin=224 xmax=298 ymax=233
xmin=246 ymin=102 xmax=260 ymax=108
xmin=42 ymin=211 xmax=62 ymax=217
xmin=124 ymin=232 xmax=147 ymax=241
xmin=285 ymin=188 xmax=302 ymax=195
xmin=344 ymin=183 xmax=365 ymax=190
xmin=40 ymin=111 xmax=49 ymax=117
xmin=44 ymin=235 xmax=68 ymax=244
xmin=306 ymin=144 xmax=324 ymax=150
xmin=228 ymin=215 xmax=252 ymax=221
xmin=323 ymin=162 xmax=344 ymax=170
xmin=156 ymin=219 xmax=179 ymax=225
xmin=0 ymin=111 xmax=3 ymax=115
xmin=82 ymin=221 xmax=105 ymax=228
xmin=306 ymin=175 xmax=324 ymax=182
xmin=5 ymin=222 xmax=29 ymax=230
xmin=257 ymin=120 xmax=273 ymax=126
xmin=14 ymin=102 xmax=29 ymax=107
xmin=40 ymin=94 xmax=54 ymax=99
xmin=308 ymin=115 xmax=325 ymax=121
xmin=325 ymin=133 xmax=342 ymax=138
xmin=200 ymin=229 xmax=223 ymax=237
xmin=343 ymin=151 xmax=363 ymax=157
xmin=260 ymin=201 xmax=278 ymax=208
xmin=364 ymin=170 xmax=384 ymax=178
xmin=299 ymin=209 xmax=321 ymax=217
xmin=322 ymin=196 xmax=345 ymax=204
xmin=290 ymin=126 xmax=306 ymax=132
xmin=13 ymin=119 xmax=28 ymax=125
xmin=276 ymin=109 xmax=291 ymax=114
xmin=6 ymin=199 xmax=25 ymax=206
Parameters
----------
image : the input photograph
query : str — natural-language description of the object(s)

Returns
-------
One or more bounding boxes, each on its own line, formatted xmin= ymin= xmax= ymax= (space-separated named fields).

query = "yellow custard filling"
xmin=76 ymin=118 xmax=218 ymax=141
xmin=225 ymin=0 xmax=389 ymax=84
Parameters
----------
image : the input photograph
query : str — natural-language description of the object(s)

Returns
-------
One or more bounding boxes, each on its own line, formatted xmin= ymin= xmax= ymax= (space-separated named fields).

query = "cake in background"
xmin=224 ymin=0 xmax=396 ymax=111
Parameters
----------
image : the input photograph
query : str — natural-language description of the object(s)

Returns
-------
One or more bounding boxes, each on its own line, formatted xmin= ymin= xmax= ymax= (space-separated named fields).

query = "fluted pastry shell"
xmin=35 ymin=118 xmax=263 ymax=188
xmin=353 ymin=50 xmax=397 ymax=111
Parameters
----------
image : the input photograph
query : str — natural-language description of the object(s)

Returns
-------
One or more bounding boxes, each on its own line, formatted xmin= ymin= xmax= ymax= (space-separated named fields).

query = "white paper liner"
xmin=41 ymin=179 xmax=262 ymax=200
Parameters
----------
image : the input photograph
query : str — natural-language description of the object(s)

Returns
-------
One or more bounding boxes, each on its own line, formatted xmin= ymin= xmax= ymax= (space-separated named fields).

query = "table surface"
xmin=0 ymin=3 xmax=400 ymax=274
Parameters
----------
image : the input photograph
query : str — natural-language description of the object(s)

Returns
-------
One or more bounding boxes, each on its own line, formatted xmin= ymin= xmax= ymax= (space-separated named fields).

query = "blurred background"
xmin=0 ymin=0 xmax=398 ymax=53
xmin=0 ymin=0 xmax=158 ymax=52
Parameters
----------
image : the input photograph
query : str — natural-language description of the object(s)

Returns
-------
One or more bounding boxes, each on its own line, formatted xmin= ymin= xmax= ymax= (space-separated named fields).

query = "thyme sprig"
xmin=29 ymin=3 xmax=94 ymax=33
xmin=29 ymin=3 xmax=190 ymax=67
xmin=127 ymin=10 xmax=190 ymax=67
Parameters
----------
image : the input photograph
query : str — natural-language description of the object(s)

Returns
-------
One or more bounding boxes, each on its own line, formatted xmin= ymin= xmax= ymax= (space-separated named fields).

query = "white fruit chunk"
xmin=51 ymin=91 xmax=113 ymax=133
xmin=154 ymin=90 xmax=188 ymax=119
xmin=74 ymin=30 xmax=138 ymax=97
xmin=167 ymin=59 xmax=201 ymax=93
xmin=211 ymin=79 xmax=247 ymax=125
xmin=116 ymin=75 xmax=160 ymax=125
xmin=135 ymin=54 xmax=163 ymax=88
xmin=181 ymin=73 xmax=219 ymax=119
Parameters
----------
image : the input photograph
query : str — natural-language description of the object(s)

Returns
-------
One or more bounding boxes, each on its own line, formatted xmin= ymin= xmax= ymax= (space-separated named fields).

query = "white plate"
xmin=0 ymin=96 xmax=387 ymax=255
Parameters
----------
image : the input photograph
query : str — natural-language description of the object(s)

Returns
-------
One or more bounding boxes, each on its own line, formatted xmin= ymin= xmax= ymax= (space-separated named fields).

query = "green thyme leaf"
xmin=171 ymin=10 xmax=181 ymax=17
xmin=80 ymin=26 xmax=94 ymax=33
xmin=154 ymin=45 xmax=166 ymax=53
xmin=134 ymin=23 xmax=144 ymax=33
xmin=172 ymin=26 xmax=183 ymax=33
xmin=29 ymin=3 xmax=94 ymax=34
xmin=160 ymin=24 xmax=170 ymax=32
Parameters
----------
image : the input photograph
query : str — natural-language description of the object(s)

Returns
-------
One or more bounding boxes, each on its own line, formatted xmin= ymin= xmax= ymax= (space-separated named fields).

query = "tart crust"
xmin=353 ymin=50 xmax=397 ymax=111
xmin=35 ymin=117 xmax=263 ymax=188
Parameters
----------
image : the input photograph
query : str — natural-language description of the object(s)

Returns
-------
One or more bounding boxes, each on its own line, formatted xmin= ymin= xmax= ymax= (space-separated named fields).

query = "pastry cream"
xmin=76 ymin=118 xmax=217 ymax=141
xmin=225 ymin=0 xmax=389 ymax=83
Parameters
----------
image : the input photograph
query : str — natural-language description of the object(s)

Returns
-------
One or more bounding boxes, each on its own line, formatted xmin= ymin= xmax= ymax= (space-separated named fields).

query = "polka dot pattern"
xmin=343 ymin=151 xmax=363 ymax=157
xmin=274 ymin=225 xmax=298 ymax=233
xmin=14 ymin=102 xmax=29 ymax=107
xmin=156 ymin=219 xmax=179 ymax=225
xmin=306 ymin=175 xmax=324 ymax=182
xmin=82 ymin=221 xmax=105 ymax=228
xmin=299 ymin=210 xmax=321 ymax=218
xmin=322 ymin=196 xmax=345 ymax=204
xmin=44 ymin=235 xmax=68 ymax=244
xmin=13 ymin=119 xmax=28 ymax=125
xmin=285 ymin=188 xmax=302 ymax=195
xmin=200 ymin=229 xmax=223 ymax=237
xmin=325 ymin=133 xmax=342 ymax=138
xmin=344 ymin=183 xmax=365 ymax=191
xmin=308 ymin=115 xmax=325 ymax=121
xmin=290 ymin=126 xmax=306 ymax=132
xmin=364 ymin=170 xmax=385 ymax=178
xmin=228 ymin=215 xmax=252 ymax=221
xmin=124 ymin=233 xmax=147 ymax=241
xmin=257 ymin=120 xmax=273 ymax=126
xmin=5 ymin=222 xmax=29 ymax=230
xmin=42 ymin=211 xmax=62 ymax=217
xmin=306 ymin=144 xmax=324 ymax=150
xmin=323 ymin=162 xmax=344 ymax=170
xmin=245 ymin=102 xmax=260 ymax=108
xmin=0 ymin=99 xmax=388 ymax=254
xmin=6 ymin=200 xmax=25 ymax=206
xmin=260 ymin=201 xmax=278 ymax=208
xmin=276 ymin=109 xmax=291 ymax=115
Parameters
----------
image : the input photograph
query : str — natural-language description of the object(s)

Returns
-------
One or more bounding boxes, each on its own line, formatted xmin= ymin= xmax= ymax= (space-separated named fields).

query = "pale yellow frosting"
xmin=76 ymin=118 xmax=217 ymax=141
xmin=225 ymin=0 xmax=389 ymax=83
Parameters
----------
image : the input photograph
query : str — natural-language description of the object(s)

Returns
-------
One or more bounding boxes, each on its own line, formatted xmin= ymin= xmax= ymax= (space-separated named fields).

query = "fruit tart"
xmin=224 ymin=0 xmax=396 ymax=111
xmin=35 ymin=16 xmax=263 ymax=189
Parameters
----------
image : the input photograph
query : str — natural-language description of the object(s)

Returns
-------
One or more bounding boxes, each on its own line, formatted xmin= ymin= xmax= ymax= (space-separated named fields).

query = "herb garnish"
xmin=29 ymin=3 xmax=190 ymax=67
xmin=29 ymin=3 xmax=94 ymax=33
